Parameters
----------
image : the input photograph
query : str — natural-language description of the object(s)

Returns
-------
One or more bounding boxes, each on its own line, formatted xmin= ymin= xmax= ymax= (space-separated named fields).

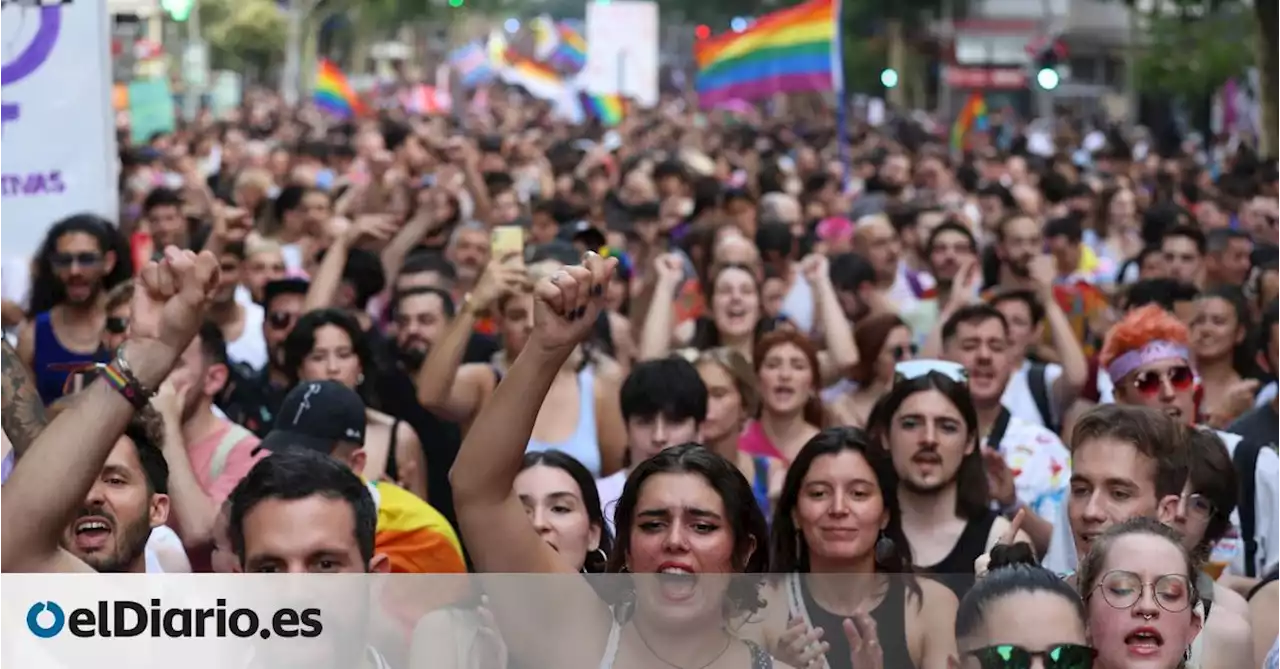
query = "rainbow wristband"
xmin=100 ymin=361 xmax=149 ymax=410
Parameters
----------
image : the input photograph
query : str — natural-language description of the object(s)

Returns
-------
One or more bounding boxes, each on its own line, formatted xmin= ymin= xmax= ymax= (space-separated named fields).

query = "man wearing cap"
xmin=257 ymin=380 xmax=465 ymax=575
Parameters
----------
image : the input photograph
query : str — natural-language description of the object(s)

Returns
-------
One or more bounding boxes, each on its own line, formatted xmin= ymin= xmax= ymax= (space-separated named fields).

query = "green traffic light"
xmin=161 ymin=0 xmax=193 ymax=20
xmin=1037 ymin=67 xmax=1060 ymax=90
xmin=880 ymin=68 xmax=898 ymax=89
xmin=448 ymin=0 xmax=464 ymax=7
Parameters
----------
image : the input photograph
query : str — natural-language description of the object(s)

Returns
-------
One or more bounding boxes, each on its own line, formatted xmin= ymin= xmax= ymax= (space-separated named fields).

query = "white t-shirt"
xmin=225 ymin=302 xmax=268 ymax=371
xmin=1000 ymin=360 xmax=1064 ymax=429
xmin=144 ymin=525 xmax=188 ymax=573
xmin=987 ymin=413 xmax=1071 ymax=524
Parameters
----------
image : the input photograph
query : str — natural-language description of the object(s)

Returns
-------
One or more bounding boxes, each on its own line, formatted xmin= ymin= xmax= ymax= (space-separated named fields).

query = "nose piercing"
xmin=1143 ymin=614 xmax=1154 ymax=621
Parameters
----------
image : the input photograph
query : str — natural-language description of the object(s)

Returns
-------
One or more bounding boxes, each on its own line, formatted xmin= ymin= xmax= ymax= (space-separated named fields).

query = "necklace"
xmin=632 ymin=622 xmax=733 ymax=669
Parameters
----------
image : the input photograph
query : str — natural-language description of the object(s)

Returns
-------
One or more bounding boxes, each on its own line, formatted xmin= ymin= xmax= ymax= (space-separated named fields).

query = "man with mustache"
xmin=3 ymin=247 xmax=221 ymax=573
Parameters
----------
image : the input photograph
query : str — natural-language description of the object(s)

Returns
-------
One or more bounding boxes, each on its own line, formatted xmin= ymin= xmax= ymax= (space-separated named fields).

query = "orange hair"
xmin=1099 ymin=304 xmax=1190 ymax=370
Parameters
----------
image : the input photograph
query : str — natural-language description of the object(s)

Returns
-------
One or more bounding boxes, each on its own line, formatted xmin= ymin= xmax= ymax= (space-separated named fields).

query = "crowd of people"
xmin=1 ymin=87 xmax=1279 ymax=669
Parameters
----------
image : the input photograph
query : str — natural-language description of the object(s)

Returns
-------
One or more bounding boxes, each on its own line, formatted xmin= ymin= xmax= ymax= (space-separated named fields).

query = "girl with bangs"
xmin=739 ymin=331 xmax=826 ymax=467
xmin=739 ymin=426 xmax=958 ymax=669
xmin=453 ymin=254 xmax=783 ymax=669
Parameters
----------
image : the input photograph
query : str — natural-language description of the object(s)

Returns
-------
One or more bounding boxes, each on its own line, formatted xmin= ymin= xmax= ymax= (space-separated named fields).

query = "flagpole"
xmin=832 ymin=0 xmax=849 ymax=187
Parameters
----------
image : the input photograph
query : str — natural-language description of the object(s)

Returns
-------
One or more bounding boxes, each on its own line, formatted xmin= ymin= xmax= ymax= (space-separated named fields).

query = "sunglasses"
xmin=890 ymin=343 xmax=918 ymax=362
xmin=105 ymin=317 xmax=129 ymax=335
xmin=894 ymin=359 xmax=968 ymax=385
xmin=50 ymin=252 xmax=103 ymax=269
xmin=1091 ymin=570 xmax=1194 ymax=613
xmin=966 ymin=644 xmax=1096 ymax=669
xmin=267 ymin=311 xmax=297 ymax=331
xmin=1131 ymin=365 xmax=1194 ymax=396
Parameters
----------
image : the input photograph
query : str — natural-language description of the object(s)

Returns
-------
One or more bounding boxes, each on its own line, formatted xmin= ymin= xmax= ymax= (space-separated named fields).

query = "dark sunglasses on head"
xmin=966 ymin=644 xmax=1097 ymax=669
xmin=51 ymin=252 xmax=103 ymax=269
xmin=891 ymin=343 xmax=918 ymax=362
xmin=267 ymin=311 xmax=297 ymax=331
xmin=105 ymin=317 xmax=129 ymax=335
xmin=1131 ymin=365 xmax=1194 ymax=396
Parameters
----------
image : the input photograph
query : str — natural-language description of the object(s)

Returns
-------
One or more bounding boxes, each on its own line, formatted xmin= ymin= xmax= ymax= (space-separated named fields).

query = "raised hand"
xmin=471 ymin=255 xmax=530 ymax=311
xmin=776 ymin=618 xmax=829 ymax=669
xmin=800 ymin=254 xmax=831 ymax=285
xmin=345 ymin=214 xmax=400 ymax=246
xmin=974 ymin=508 xmax=1027 ymax=579
xmin=982 ymin=447 xmax=1017 ymax=508
xmin=129 ymin=247 xmax=221 ymax=387
xmin=652 ymin=252 xmax=685 ymax=288
xmin=530 ymin=252 xmax=618 ymax=354
xmin=1028 ymin=255 xmax=1058 ymax=295
xmin=843 ymin=611 xmax=883 ymax=669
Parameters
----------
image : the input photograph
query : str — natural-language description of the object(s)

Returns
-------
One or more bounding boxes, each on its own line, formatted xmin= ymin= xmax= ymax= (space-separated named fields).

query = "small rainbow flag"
xmin=550 ymin=22 xmax=587 ymax=74
xmin=579 ymin=92 xmax=626 ymax=126
xmin=500 ymin=53 xmax=568 ymax=102
xmin=950 ymin=93 xmax=988 ymax=152
xmin=695 ymin=0 xmax=838 ymax=109
xmin=314 ymin=60 xmax=363 ymax=118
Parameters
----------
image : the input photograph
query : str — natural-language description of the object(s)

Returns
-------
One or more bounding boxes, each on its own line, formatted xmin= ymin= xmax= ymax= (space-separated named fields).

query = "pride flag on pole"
xmin=694 ymin=0 xmax=839 ymax=109
xmin=314 ymin=60 xmax=364 ymax=118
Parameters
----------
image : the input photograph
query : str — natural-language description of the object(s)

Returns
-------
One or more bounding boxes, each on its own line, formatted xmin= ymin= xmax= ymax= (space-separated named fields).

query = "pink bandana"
xmin=1106 ymin=340 xmax=1190 ymax=381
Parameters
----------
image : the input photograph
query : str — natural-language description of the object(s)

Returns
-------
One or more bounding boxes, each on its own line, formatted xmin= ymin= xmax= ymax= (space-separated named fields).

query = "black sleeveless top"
xmin=798 ymin=575 xmax=915 ymax=669
xmin=918 ymin=510 xmax=999 ymax=601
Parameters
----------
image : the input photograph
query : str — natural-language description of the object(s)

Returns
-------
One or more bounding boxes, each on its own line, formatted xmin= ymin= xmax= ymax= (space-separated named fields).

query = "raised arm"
xmin=415 ymin=256 xmax=527 ymax=422
xmin=450 ymin=253 xmax=616 ymax=664
xmin=304 ymin=215 xmax=399 ymax=311
xmin=2 ymin=248 xmax=219 ymax=573
xmin=151 ymin=378 xmax=219 ymax=550
xmin=804 ymin=254 xmax=859 ymax=386
xmin=1028 ymin=257 xmax=1088 ymax=414
xmin=637 ymin=252 xmax=686 ymax=360
xmin=1 ymin=338 xmax=47 ymax=459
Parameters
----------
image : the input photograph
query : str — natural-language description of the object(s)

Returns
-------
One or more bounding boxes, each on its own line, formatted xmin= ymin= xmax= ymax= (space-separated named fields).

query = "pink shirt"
xmin=187 ymin=420 xmax=264 ymax=505
xmin=738 ymin=420 xmax=786 ymax=462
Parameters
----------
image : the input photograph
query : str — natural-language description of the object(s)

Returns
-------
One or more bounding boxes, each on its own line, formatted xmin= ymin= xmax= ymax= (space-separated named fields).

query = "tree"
xmin=200 ymin=0 xmax=287 ymax=74
xmin=1116 ymin=0 xmax=1274 ymax=154
xmin=1135 ymin=8 xmax=1255 ymax=96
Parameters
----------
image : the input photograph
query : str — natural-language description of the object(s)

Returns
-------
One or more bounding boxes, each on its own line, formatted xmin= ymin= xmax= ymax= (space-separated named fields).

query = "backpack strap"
xmin=1027 ymin=362 xmax=1057 ymax=433
xmin=208 ymin=426 xmax=245 ymax=483
xmin=1232 ymin=437 xmax=1264 ymax=577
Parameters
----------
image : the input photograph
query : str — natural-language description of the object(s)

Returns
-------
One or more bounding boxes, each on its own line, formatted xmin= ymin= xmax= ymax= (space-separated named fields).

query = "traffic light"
xmin=695 ymin=25 xmax=711 ymax=40
xmin=1033 ymin=38 xmax=1066 ymax=90
xmin=447 ymin=0 xmax=464 ymax=7
xmin=161 ymin=0 xmax=194 ymax=21
xmin=880 ymin=68 xmax=898 ymax=89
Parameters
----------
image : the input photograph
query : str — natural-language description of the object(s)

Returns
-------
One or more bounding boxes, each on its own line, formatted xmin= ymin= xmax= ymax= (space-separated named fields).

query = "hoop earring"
xmin=874 ymin=531 xmax=897 ymax=567
xmin=589 ymin=548 xmax=607 ymax=570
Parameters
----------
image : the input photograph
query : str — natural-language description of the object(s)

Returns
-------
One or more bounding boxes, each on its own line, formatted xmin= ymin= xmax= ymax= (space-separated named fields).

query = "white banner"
xmin=1 ymin=0 xmax=119 ymax=260
xmin=583 ymin=1 xmax=660 ymax=108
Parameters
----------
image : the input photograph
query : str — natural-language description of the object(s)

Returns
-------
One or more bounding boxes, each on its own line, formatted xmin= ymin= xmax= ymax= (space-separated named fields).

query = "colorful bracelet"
xmin=100 ymin=351 xmax=152 ymax=410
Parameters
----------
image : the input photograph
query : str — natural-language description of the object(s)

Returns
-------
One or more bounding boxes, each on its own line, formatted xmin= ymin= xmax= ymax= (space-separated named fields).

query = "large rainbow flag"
xmin=950 ymin=92 xmax=988 ymax=152
xmin=314 ymin=60 xmax=364 ymax=118
xmin=694 ymin=0 xmax=839 ymax=109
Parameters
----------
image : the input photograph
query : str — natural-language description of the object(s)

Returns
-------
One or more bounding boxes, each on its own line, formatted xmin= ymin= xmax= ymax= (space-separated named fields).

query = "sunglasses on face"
xmin=1131 ymin=365 xmax=1194 ymax=396
xmin=51 ymin=252 xmax=103 ymax=269
xmin=267 ymin=311 xmax=297 ymax=331
xmin=1092 ymin=570 xmax=1194 ymax=613
xmin=890 ymin=343 xmax=918 ymax=362
xmin=966 ymin=644 xmax=1097 ymax=669
xmin=105 ymin=317 xmax=129 ymax=335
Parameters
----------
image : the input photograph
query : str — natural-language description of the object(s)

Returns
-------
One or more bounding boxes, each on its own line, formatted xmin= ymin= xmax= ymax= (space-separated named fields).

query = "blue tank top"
xmin=751 ymin=455 xmax=772 ymax=522
xmin=32 ymin=311 xmax=103 ymax=405
xmin=526 ymin=368 xmax=602 ymax=476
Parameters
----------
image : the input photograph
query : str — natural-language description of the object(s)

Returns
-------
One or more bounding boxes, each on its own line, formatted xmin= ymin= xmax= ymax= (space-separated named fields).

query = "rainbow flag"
xmin=499 ymin=52 xmax=568 ymax=102
xmin=950 ymin=93 xmax=988 ymax=152
xmin=694 ymin=0 xmax=838 ymax=109
xmin=314 ymin=60 xmax=363 ymax=118
xmin=579 ymin=92 xmax=626 ymax=126
xmin=550 ymin=22 xmax=587 ymax=74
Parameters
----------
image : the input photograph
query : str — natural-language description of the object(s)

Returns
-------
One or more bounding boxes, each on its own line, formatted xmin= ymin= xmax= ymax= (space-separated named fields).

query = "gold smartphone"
xmin=491 ymin=225 xmax=525 ymax=261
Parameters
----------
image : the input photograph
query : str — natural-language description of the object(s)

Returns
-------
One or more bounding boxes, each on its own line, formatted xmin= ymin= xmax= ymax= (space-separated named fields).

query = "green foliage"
xmin=202 ymin=0 xmax=287 ymax=72
xmin=1134 ymin=7 xmax=1255 ymax=96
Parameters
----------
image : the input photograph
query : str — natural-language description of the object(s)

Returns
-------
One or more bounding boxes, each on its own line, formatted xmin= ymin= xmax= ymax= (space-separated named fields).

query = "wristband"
xmin=102 ymin=347 xmax=155 ymax=410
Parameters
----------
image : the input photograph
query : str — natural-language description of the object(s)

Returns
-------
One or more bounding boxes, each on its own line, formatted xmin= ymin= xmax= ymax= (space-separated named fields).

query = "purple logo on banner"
xmin=1 ymin=5 xmax=64 ymax=133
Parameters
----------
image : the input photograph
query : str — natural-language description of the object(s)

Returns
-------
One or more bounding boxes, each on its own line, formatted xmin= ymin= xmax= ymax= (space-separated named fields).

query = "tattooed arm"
xmin=1 ymin=339 xmax=47 ymax=458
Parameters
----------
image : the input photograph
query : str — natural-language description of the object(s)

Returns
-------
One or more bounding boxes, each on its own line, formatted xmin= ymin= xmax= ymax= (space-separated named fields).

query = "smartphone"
xmin=491 ymin=226 xmax=524 ymax=261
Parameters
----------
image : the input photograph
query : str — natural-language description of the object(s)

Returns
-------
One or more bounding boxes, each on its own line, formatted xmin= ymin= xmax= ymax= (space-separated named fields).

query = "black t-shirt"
xmin=374 ymin=366 xmax=464 ymax=529
xmin=218 ymin=363 xmax=292 ymax=438
xmin=1229 ymin=402 xmax=1279 ymax=452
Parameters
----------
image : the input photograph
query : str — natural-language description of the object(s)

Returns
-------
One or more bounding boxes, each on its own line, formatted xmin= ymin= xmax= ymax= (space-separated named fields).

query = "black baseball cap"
xmin=255 ymin=380 xmax=366 ymax=456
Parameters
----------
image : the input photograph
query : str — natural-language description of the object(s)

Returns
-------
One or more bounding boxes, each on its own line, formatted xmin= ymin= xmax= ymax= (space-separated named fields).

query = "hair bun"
xmin=988 ymin=542 xmax=1039 ymax=571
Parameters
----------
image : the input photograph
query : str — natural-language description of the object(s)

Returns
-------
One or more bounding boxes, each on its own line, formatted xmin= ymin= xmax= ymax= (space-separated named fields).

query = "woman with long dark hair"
xmin=827 ymin=313 xmax=916 ymax=429
xmin=451 ymin=253 xmax=779 ymax=669
xmin=519 ymin=449 xmax=613 ymax=574
xmin=283 ymin=308 xmax=428 ymax=497
xmin=740 ymin=427 xmax=958 ymax=669
xmin=1190 ymin=287 xmax=1258 ymax=427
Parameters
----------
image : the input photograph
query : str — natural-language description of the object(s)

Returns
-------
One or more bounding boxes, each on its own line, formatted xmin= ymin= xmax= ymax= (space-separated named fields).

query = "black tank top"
xmin=798 ymin=575 xmax=915 ymax=669
xmin=919 ymin=511 xmax=999 ymax=601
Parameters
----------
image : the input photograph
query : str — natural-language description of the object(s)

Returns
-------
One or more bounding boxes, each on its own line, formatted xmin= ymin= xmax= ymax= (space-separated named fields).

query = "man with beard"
xmin=1062 ymin=405 xmax=1253 ymax=669
xmin=444 ymin=221 xmax=491 ymax=305
xmin=3 ymin=246 xmax=221 ymax=573
xmin=910 ymin=221 xmax=980 ymax=348
xmin=19 ymin=215 xmax=132 ymax=404
xmin=205 ymin=241 xmax=269 ymax=370
xmin=156 ymin=322 xmax=263 ymax=554
xmin=221 ymin=278 xmax=308 ymax=436
xmin=987 ymin=213 xmax=1110 ymax=357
